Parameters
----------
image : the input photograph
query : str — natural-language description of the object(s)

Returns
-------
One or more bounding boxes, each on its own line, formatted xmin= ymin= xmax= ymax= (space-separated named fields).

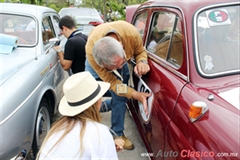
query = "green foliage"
xmin=47 ymin=3 xmax=59 ymax=12
xmin=74 ymin=0 xmax=148 ymax=21
xmin=21 ymin=0 xmax=32 ymax=3
xmin=2 ymin=0 xmax=147 ymax=20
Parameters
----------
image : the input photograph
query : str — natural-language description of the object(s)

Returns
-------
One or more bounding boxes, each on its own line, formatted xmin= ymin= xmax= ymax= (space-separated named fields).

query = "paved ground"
xmin=101 ymin=109 xmax=149 ymax=160
xmin=51 ymin=98 xmax=149 ymax=160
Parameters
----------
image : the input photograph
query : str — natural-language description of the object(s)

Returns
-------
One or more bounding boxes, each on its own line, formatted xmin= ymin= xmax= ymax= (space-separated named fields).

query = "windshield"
xmin=0 ymin=14 xmax=37 ymax=46
xmin=59 ymin=8 xmax=100 ymax=18
xmin=196 ymin=5 xmax=239 ymax=76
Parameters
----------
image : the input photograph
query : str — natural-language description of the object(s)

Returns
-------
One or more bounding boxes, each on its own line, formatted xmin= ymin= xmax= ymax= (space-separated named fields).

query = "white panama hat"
xmin=59 ymin=71 xmax=110 ymax=116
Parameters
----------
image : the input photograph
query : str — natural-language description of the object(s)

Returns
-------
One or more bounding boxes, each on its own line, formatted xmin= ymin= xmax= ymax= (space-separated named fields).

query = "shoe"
xmin=119 ymin=135 xmax=134 ymax=150
xmin=146 ymin=132 xmax=152 ymax=143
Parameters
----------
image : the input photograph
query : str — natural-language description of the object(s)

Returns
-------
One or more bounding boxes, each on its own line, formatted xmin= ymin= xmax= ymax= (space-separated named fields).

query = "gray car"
xmin=59 ymin=7 xmax=104 ymax=35
xmin=0 ymin=3 xmax=68 ymax=159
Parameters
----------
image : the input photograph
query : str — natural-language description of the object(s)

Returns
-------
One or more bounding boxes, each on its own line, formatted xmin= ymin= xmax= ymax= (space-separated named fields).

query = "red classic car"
xmin=126 ymin=0 xmax=239 ymax=159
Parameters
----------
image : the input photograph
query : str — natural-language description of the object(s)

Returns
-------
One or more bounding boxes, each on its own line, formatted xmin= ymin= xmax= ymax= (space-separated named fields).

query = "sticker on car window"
xmin=206 ymin=9 xmax=231 ymax=26
xmin=137 ymin=77 xmax=154 ymax=123
xmin=204 ymin=55 xmax=214 ymax=71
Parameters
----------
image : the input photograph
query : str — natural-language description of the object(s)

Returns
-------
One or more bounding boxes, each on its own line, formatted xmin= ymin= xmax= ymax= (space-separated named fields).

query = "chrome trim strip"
xmin=149 ymin=54 xmax=188 ymax=81
xmin=0 ymin=81 xmax=43 ymax=126
xmin=0 ymin=62 xmax=58 ymax=126
xmin=193 ymin=2 xmax=240 ymax=77
xmin=45 ymin=43 xmax=56 ymax=54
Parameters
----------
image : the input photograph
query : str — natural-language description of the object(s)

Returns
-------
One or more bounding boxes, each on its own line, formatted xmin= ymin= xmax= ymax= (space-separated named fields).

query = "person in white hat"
xmin=36 ymin=71 xmax=124 ymax=159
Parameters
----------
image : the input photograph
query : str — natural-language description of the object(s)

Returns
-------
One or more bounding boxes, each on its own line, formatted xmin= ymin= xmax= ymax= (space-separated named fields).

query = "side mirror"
xmin=49 ymin=37 xmax=60 ymax=46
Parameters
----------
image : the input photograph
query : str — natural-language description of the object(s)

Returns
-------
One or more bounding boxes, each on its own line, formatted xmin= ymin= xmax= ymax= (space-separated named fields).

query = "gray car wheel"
xmin=31 ymin=98 xmax=51 ymax=158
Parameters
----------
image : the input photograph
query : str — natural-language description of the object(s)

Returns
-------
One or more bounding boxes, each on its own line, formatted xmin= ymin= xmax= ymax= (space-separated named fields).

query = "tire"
xmin=31 ymin=98 xmax=51 ymax=158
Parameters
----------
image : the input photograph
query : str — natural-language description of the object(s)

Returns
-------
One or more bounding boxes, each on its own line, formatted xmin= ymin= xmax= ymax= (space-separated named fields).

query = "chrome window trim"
xmin=132 ymin=11 xmax=149 ymax=38
xmin=141 ymin=6 xmax=189 ymax=82
xmin=148 ymin=53 xmax=188 ymax=81
xmin=193 ymin=2 xmax=240 ymax=77
xmin=0 ymin=12 xmax=39 ymax=47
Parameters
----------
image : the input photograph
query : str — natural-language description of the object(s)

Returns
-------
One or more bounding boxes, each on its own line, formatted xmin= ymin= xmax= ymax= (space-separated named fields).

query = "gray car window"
xmin=42 ymin=16 xmax=55 ymax=45
xmin=53 ymin=15 xmax=61 ymax=37
xmin=0 ymin=14 xmax=36 ymax=45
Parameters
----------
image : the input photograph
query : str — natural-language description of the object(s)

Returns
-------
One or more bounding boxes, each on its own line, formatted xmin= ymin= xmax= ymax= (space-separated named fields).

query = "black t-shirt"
xmin=64 ymin=30 xmax=88 ymax=74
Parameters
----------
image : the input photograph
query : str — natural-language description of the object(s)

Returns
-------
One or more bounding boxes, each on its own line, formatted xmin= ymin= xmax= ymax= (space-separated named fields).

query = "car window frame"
xmin=52 ymin=14 xmax=61 ymax=37
xmin=132 ymin=11 xmax=149 ymax=39
xmin=144 ymin=7 xmax=188 ymax=79
xmin=42 ymin=14 xmax=57 ymax=52
xmin=193 ymin=3 xmax=240 ymax=78
xmin=0 ymin=13 xmax=38 ymax=46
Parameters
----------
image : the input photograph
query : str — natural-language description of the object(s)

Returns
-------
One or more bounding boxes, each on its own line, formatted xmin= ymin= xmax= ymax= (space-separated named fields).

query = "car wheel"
xmin=31 ymin=98 xmax=51 ymax=158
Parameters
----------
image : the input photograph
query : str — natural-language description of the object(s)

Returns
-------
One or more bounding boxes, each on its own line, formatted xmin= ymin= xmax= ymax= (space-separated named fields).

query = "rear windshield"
xmin=196 ymin=5 xmax=239 ymax=76
xmin=59 ymin=8 xmax=99 ymax=17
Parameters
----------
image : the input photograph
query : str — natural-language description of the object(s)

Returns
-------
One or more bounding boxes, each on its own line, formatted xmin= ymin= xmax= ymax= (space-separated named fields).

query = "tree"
xmin=79 ymin=0 xmax=147 ymax=21
xmin=2 ymin=0 xmax=147 ymax=19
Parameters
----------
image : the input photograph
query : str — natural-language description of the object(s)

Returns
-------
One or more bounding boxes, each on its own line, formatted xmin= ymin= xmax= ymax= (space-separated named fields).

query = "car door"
xmin=130 ymin=7 xmax=188 ymax=159
xmin=41 ymin=14 xmax=67 ymax=103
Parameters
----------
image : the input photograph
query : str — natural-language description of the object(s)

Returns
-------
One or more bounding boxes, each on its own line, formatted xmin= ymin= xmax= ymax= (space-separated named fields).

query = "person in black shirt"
xmin=54 ymin=15 xmax=87 ymax=74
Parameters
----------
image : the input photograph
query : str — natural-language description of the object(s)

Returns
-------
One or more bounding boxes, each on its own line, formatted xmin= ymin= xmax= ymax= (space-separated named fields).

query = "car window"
xmin=59 ymin=7 xmax=103 ymax=35
xmin=52 ymin=15 xmax=61 ymax=37
xmin=148 ymin=11 xmax=183 ymax=68
xmin=0 ymin=14 xmax=37 ymax=46
xmin=133 ymin=12 xmax=148 ymax=37
xmin=59 ymin=8 xmax=100 ymax=18
xmin=42 ymin=16 xmax=55 ymax=45
xmin=196 ymin=5 xmax=240 ymax=75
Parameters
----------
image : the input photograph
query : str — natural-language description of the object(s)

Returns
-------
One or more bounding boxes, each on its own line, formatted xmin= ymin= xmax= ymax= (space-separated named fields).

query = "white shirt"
xmin=39 ymin=121 xmax=118 ymax=160
xmin=147 ymin=40 xmax=157 ymax=53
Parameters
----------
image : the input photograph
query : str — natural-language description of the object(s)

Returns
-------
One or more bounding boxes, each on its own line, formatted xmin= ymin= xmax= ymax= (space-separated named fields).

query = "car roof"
xmin=137 ymin=0 xmax=239 ymax=24
xmin=0 ymin=3 xmax=56 ymax=16
xmin=126 ymin=4 xmax=140 ymax=23
xmin=59 ymin=7 xmax=99 ymax=17
xmin=145 ymin=0 xmax=239 ymax=5
xmin=141 ymin=0 xmax=239 ymax=12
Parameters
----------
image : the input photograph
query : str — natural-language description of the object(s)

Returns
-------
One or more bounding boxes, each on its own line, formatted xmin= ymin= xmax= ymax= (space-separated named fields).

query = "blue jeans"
xmin=85 ymin=59 xmax=129 ymax=136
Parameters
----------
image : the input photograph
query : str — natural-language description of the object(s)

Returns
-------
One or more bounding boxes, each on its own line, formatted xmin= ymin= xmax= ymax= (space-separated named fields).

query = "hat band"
xmin=67 ymin=85 xmax=101 ymax=107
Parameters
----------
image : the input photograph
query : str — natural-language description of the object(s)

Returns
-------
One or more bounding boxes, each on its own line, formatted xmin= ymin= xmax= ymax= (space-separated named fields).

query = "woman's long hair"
xmin=36 ymin=101 xmax=101 ymax=159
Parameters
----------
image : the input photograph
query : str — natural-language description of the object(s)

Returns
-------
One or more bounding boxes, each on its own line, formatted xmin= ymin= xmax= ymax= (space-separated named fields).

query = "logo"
xmin=208 ymin=10 xmax=228 ymax=23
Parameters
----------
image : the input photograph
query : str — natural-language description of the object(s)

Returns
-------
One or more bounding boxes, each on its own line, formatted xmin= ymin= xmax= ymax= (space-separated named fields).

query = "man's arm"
xmin=54 ymin=46 xmax=72 ymax=71
xmin=132 ymin=29 xmax=148 ymax=62
xmin=132 ymin=33 xmax=150 ymax=77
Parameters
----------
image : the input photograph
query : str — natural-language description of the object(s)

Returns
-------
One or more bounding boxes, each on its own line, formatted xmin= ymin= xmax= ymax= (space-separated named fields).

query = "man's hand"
xmin=132 ymin=91 xmax=152 ymax=116
xmin=134 ymin=61 xmax=150 ymax=77
xmin=53 ymin=46 xmax=62 ymax=53
xmin=53 ymin=46 xmax=72 ymax=71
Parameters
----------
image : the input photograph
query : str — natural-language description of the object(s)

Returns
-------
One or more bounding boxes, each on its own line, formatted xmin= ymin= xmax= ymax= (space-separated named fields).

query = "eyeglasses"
xmin=105 ymin=59 xmax=127 ymax=72
xmin=104 ymin=51 xmax=127 ymax=72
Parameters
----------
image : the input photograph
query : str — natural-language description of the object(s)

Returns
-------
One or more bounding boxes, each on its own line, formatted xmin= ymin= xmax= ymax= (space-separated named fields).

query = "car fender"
xmin=169 ymin=84 xmax=239 ymax=159
xmin=0 ymin=55 xmax=65 ymax=159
